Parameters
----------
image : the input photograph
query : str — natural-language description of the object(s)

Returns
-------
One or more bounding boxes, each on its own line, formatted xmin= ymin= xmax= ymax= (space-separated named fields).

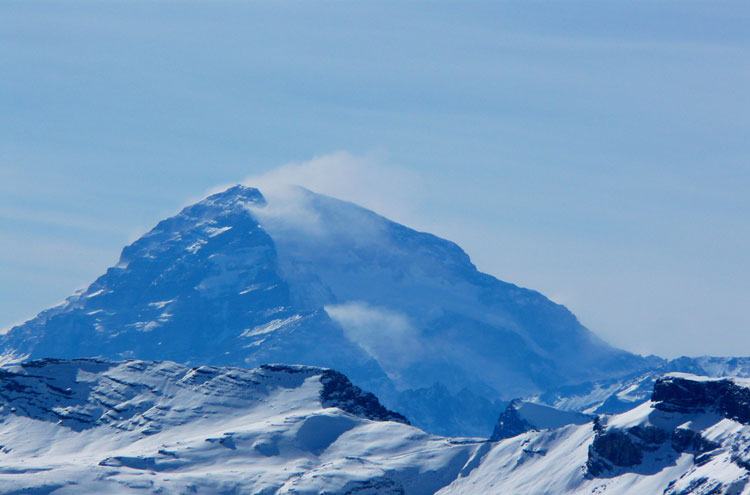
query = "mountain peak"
xmin=112 ymin=185 xmax=267 ymax=268
xmin=203 ymin=184 xmax=266 ymax=208
xmin=2 ymin=185 xmax=650 ymax=436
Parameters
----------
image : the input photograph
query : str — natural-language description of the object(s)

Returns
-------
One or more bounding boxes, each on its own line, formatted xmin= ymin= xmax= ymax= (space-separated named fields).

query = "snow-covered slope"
xmin=491 ymin=399 xmax=592 ymax=440
xmin=2 ymin=360 xmax=749 ymax=494
xmin=442 ymin=373 xmax=750 ymax=495
xmin=0 ymin=358 xmax=475 ymax=495
xmin=534 ymin=356 xmax=750 ymax=416
xmin=0 ymin=185 xmax=649 ymax=436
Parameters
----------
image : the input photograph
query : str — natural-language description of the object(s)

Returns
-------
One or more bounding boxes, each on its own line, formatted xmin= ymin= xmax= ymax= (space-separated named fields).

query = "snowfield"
xmin=0 ymin=360 xmax=749 ymax=494
xmin=0 ymin=359 xmax=478 ymax=494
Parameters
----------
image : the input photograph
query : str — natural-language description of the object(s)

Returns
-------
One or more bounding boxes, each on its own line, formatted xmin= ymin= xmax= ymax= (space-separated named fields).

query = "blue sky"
xmin=1 ymin=1 xmax=748 ymax=357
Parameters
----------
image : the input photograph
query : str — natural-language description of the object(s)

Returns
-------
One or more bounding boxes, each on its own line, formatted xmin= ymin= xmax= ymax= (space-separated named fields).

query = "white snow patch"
xmin=241 ymin=315 xmax=302 ymax=338
xmin=126 ymin=320 xmax=162 ymax=332
xmin=148 ymin=300 xmax=175 ymax=309
xmin=239 ymin=284 xmax=261 ymax=295
xmin=205 ymin=226 xmax=232 ymax=237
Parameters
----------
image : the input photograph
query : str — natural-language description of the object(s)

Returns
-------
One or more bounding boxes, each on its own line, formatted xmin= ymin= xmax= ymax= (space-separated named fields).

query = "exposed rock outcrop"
xmin=653 ymin=374 xmax=750 ymax=424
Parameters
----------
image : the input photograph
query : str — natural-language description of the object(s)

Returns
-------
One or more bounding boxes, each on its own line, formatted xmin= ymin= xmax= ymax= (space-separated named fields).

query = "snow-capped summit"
xmin=1 ymin=185 xmax=650 ymax=436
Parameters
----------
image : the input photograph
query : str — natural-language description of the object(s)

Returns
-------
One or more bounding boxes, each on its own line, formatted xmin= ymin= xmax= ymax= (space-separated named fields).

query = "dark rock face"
xmin=587 ymin=428 xmax=643 ymax=475
xmin=586 ymin=375 xmax=745 ymax=477
xmin=653 ymin=375 xmax=750 ymax=424
xmin=335 ymin=476 xmax=405 ymax=495
xmin=628 ymin=425 xmax=669 ymax=446
xmin=320 ymin=370 xmax=409 ymax=424
xmin=671 ymin=428 xmax=719 ymax=456
xmin=490 ymin=401 xmax=533 ymax=441
xmin=587 ymin=423 xmax=721 ymax=477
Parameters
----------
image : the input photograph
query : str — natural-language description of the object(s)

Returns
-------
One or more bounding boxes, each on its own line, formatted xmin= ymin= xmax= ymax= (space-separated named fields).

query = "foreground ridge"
xmin=1 ymin=360 xmax=750 ymax=494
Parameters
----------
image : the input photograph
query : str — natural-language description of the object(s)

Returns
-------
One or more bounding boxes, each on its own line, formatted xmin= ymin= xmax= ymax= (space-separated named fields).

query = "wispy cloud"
xmin=325 ymin=301 xmax=422 ymax=385
xmin=240 ymin=151 xmax=425 ymax=228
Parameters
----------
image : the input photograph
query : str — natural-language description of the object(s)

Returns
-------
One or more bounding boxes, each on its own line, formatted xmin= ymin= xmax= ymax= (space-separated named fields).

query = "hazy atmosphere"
xmin=2 ymin=1 xmax=748 ymax=358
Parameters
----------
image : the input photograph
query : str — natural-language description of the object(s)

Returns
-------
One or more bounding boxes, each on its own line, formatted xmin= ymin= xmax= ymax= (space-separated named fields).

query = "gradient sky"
xmin=2 ymin=1 xmax=748 ymax=358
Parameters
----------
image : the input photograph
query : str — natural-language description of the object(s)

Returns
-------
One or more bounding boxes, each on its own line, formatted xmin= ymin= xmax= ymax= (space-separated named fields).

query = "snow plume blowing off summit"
xmin=0 ymin=182 xmax=651 ymax=436
xmin=324 ymin=302 xmax=423 ymax=386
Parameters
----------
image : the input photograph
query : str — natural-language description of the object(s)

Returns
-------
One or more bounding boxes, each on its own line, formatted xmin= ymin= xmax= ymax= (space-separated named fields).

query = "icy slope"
xmin=1 ymin=185 xmax=649 ymax=436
